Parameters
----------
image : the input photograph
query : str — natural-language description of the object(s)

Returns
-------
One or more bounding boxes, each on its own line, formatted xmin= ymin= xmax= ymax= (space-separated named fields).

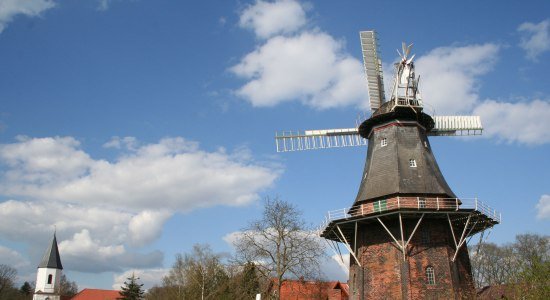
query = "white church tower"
xmin=33 ymin=233 xmax=63 ymax=300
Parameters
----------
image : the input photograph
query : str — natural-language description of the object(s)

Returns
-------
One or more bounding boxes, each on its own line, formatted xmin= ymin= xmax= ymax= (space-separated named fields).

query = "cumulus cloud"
xmin=536 ymin=194 xmax=550 ymax=220
xmin=473 ymin=99 xmax=550 ymax=145
xmin=112 ymin=268 xmax=168 ymax=290
xmin=239 ymin=0 xmax=307 ymax=39
xmin=415 ymin=44 xmax=500 ymax=114
xmin=231 ymin=32 xmax=367 ymax=109
xmin=128 ymin=210 xmax=172 ymax=247
xmin=232 ymin=0 xmax=367 ymax=110
xmin=315 ymin=254 xmax=348 ymax=281
xmin=518 ymin=19 xmax=550 ymax=61
xmin=0 ymin=245 xmax=30 ymax=269
xmin=0 ymin=136 xmax=280 ymax=212
xmin=59 ymin=229 xmax=163 ymax=273
xmin=0 ymin=0 xmax=55 ymax=33
xmin=0 ymin=136 xmax=280 ymax=272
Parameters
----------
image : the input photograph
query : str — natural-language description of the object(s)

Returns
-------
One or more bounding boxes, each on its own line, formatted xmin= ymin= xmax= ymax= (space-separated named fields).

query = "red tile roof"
xmin=270 ymin=279 xmax=349 ymax=300
xmin=71 ymin=289 xmax=121 ymax=300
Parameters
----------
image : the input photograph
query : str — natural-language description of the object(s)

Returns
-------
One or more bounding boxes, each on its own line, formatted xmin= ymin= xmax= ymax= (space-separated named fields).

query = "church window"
xmin=47 ymin=274 xmax=53 ymax=284
xmin=409 ymin=159 xmax=417 ymax=167
xmin=426 ymin=266 xmax=435 ymax=285
xmin=381 ymin=138 xmax=387 ymax=147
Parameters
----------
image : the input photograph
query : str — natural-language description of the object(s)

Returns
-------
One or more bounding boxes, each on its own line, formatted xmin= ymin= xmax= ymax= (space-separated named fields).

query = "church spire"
xmin=38 ymin=233 xmax=63 ymax=270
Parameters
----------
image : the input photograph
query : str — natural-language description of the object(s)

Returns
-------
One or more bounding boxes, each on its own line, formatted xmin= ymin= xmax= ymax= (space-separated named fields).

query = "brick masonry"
xmin=348 ymin=218 xmax=475 ymax=300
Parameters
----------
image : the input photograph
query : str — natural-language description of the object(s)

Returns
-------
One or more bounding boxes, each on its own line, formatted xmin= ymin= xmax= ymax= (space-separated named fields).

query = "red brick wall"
xmin=348 ymin=218 xmax=475 ymax=299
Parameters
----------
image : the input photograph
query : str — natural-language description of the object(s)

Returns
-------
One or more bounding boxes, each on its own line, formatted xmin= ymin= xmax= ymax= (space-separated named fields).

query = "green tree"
xmin=470 ymin=233 xmax=549 ymax=298
xmin=19 ymin=282 xmax=32 ymax=296
xmin=237 ymin=261 xmax=260 ymax=299
xmin=118 ymin=273 xmax=144 ymax=300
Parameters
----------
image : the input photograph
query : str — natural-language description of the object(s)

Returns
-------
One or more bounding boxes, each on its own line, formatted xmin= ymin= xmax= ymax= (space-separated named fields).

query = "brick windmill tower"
xmin=275 ymin=31 xmax=500 ymax=299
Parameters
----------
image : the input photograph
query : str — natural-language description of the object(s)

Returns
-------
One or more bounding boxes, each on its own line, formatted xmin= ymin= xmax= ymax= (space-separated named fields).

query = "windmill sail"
xmin=360 ymin=31 xmax=386 ymax=112
xmin=275 ymin=116 xmax=482 ymax=152
xmin=275 ymin=128 xmax=366 ymax=152
xmin=429 ymin=116 xmax=483 ymax=136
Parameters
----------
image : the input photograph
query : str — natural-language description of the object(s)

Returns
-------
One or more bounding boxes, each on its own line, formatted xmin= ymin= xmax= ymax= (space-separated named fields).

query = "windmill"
xmin=275 ymin=31 xmax=499 ymax=299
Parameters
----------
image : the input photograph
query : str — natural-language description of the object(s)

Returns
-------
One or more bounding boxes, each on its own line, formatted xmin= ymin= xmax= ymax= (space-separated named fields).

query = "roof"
xmin=354 ymin=120 xmax=456 ymax=204
xmin=71 ymin=289 xmax=121 ymax=300
xmin=38 ymin=233 xmax=63 ymax=269
xmin=270 ymin=279 xmax=349 ymax=300
xmin=477 ymin=284 xmax=514 ymax=299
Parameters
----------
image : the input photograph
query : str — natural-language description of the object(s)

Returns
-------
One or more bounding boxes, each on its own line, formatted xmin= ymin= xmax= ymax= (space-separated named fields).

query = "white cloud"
xmin=321 ymin=254 xmax=348 ymax=281
xmin=536 ymin=194 xmax=550 ymax=220
xmin=103 ymin=136 xmax=138 ymax=151
xmin=415 ymin=44 xmax=500 ymax=114
xmin=0 ymin=136 xmax=94 ymax=185
xmin=239 ymin=0 xmax=307 ymax=39
xmin=518 ymin=19 xmax=550 ymax=61
xmin=112 ymin=268 xmax=168 ymax=290
xmin=0 ymin=136 xmax=280 ymax=272
xmin=0 ymin=136 xmax=280 ymax=212
xmin=0 ymin=0 xmax=55 ymax=33
xmin=59 ymin=229 xmax=163 ymax=273
xmin=128 ymin=210 xmax=171 ymax=247
xmin=473 ymin=99 xmax=550 ymax=145
xmin=231 ymin=32 xmax=367 ymax=109
xmin=0 ymin=200 xmax=132 ymax=245
xmin=0 ymin=245 xmax=29 ymax=269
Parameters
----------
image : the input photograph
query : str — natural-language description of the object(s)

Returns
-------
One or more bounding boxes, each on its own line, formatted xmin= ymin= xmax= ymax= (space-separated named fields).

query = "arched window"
xmin=426 ymin=266 xmax=435 ymax=285
xmin=47 ymin=274 xmax=53 ymax=284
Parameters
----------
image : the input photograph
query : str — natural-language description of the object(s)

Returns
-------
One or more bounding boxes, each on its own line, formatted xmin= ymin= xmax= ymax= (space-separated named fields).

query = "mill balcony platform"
xmin=319 ymin=197 xmax=500 ymax=243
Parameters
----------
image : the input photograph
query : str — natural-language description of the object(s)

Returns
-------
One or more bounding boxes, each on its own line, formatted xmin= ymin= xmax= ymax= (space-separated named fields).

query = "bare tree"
xmin=162 ymin=244 xmax=229 ymax=300
xmin=59 ymin=274 xmax=78 ymax=297
xmin=0 ymin=264 xmax=16 ymax=298
xmin=233 ymin=197 xmax=325 ymax=299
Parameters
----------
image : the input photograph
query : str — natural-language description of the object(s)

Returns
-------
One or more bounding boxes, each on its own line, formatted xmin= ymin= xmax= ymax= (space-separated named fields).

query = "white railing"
xmin=319 ymin=197 xmax=501 ymax=233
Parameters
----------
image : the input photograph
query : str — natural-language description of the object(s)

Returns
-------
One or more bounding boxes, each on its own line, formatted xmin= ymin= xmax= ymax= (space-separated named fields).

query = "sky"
xmin=0 ymin=0 xmax=549 ymax=291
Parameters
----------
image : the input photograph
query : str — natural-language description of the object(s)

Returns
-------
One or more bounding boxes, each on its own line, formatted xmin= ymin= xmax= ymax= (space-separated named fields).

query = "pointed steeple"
xmin=38 ymin=233 xmax=63 ymax=270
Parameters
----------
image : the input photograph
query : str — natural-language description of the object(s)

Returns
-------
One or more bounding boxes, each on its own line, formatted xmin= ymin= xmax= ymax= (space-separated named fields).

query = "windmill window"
xmin=418 ymin=197 xmax=426 ymax=208
xmin=409 ymin=159 xmax=417 ymax=167
xmin=374 ymin=199 xmax=387 ymax=212
xmin=47 ymin=274 xmax=53 ymax=284
xmin=381 ymin=138 xmax=387 ymax=147
xmin=426 ymin=267 xmax=436 ymax=285
xmin=421 ymin=228 xmax=430 ymax=245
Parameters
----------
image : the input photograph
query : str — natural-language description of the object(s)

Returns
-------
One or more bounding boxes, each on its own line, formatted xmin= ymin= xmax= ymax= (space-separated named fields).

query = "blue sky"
xmin=0 ymin=0 xmax=549 ymax=290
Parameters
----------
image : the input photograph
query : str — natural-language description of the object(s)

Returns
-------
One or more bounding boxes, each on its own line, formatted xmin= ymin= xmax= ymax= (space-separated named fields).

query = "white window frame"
xmin=426 ymin=266 xmax=436 ymax=285
xmin=381 ymin=138 xmax=387 ymax=147
xmin=409 ymin=159 xmax=417 ymax=168
xmin=418 ymin=197 xmax=426 ymax=208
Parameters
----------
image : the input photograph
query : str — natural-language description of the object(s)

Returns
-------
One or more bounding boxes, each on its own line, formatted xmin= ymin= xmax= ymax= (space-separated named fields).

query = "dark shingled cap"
xmin=38 ymin=234 xmax=63 ymax=270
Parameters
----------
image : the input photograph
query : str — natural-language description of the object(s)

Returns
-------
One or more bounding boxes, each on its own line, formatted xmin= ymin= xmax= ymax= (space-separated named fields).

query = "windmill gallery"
xmin=276 ymin=31 xmax=500 ymax=299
